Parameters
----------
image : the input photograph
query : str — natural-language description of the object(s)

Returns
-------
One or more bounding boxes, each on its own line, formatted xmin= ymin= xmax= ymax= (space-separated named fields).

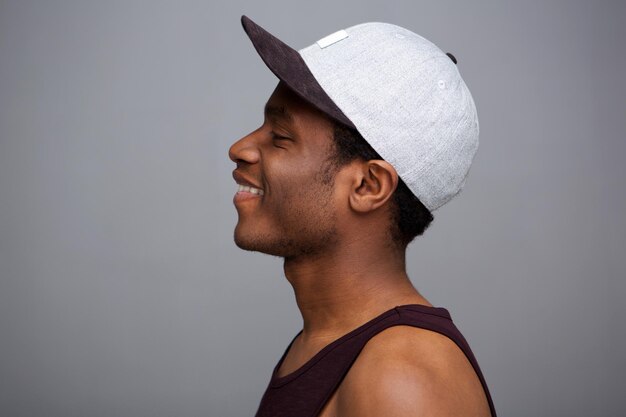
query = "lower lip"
xmin=233 ymin=191 xmax=263 ymax=205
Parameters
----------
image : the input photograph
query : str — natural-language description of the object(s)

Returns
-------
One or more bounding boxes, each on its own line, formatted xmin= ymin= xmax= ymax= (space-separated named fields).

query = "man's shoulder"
xmin=333 ymin=325 xmax=491 ymax=417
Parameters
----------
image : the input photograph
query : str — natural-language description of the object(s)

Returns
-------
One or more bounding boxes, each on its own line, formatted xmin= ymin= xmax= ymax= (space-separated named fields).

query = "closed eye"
xmin=271 ymin=132 xmax=292 ymax=140
xmin=271 ymin=132 xmax=293 ymax=148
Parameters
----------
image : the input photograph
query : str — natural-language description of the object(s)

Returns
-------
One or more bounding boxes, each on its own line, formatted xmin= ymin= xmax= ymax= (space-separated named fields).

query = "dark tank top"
xmin=255 ymin=304 xmax=497 ymax=417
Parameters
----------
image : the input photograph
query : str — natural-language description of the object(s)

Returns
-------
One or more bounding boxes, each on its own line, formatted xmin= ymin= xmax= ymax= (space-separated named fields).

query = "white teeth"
xmin=237 ymin=184 xmax=264 ymax=196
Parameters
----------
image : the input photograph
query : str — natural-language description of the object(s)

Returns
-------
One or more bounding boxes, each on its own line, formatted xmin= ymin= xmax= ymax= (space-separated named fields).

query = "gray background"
xmin=1 ymin=0 xmax=624 ymax=416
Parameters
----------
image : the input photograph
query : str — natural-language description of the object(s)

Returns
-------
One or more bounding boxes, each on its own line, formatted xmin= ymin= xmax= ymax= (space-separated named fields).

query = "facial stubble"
xmin=234 ymin=155 xmax=340 ymax=259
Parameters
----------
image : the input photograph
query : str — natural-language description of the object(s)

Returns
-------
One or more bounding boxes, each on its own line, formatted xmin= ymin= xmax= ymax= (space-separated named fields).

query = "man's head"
xmin=240 ymin=16 xmax=480 ymax=213
xmin=230 ymin=82 xmax=432 ymax=258
xmin=232 ymin=16 xmax=478 ymax=256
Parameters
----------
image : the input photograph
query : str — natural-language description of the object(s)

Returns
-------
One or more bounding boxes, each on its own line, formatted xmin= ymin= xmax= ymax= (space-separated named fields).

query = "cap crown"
xmin=299 ymin=22 xmax=479 ymax=211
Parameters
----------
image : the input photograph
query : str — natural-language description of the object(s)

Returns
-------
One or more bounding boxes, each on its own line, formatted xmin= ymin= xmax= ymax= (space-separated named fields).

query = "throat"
xmin=286 ymin=264 xmax=428 ymax=340
xmin=281 ymin=238 xmax=429 ymax=345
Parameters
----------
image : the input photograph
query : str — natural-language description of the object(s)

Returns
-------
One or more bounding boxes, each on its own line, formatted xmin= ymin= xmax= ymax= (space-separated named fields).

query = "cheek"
xmin=266 ymin=157 xmax=312 ymax=197
xmin=262 ymin=141 xmax=338 ymax=210
xmin=270 ymin=162 xmax=334 ymax=214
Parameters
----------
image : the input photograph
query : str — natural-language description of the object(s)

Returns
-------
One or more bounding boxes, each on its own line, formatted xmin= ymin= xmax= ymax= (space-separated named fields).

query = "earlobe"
xmin=349 ymin=161 xmax=398 ymax=213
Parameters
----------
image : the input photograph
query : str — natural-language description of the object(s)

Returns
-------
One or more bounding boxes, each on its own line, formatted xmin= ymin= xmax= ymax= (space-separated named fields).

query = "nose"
xmin=229 ymin=129 xmax=261 ymax=165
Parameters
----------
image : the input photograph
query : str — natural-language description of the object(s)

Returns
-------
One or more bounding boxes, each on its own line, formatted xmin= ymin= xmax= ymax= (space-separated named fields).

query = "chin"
xmin=233 ymin=226 xmax=284 ymax=256
xmin=234 ymin=235 xmax=287 ymax=257
xmin=233 ymin=225 xmax=338 ymax=260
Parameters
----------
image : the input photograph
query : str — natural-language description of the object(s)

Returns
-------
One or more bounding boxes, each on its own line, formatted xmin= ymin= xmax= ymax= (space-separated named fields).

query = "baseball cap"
xmin=241 ymin=15 xmax=479 ymax=212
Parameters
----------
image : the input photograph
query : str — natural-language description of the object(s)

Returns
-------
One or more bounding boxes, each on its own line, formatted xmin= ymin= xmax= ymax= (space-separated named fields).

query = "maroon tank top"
xmin=255 ymin=304 xmax=497 ymax=417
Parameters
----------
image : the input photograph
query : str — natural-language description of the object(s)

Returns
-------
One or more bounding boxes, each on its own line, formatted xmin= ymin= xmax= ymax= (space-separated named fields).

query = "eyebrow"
xmin=264 ymin=104 xmax=294 ymax=123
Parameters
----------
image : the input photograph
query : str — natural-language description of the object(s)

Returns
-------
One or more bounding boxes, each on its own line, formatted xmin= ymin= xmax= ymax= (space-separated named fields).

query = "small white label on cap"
xmin=316 ymin=30 xmax=349 ymax=49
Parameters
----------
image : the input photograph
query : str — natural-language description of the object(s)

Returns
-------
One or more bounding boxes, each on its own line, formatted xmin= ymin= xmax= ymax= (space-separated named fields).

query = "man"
xmin=230 ymin=16 xmax=496 ymax=417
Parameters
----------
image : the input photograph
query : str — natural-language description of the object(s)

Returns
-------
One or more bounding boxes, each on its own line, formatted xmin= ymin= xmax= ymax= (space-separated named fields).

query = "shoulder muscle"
xmin=334 ymin=326 xmax=491 ymax=417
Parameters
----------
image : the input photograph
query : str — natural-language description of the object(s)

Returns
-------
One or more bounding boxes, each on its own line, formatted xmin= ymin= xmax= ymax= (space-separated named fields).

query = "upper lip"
xmin=232 ymin=170 xmax=263 ymax=190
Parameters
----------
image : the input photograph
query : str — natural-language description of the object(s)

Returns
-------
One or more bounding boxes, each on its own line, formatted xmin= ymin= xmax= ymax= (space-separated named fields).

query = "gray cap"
xmin=241 ymin=16 xmax=479 ymax=212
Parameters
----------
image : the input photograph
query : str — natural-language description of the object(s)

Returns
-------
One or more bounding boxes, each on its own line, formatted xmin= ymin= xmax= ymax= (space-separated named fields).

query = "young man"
xmin=230 ymin=16 xmax=496 ymax=417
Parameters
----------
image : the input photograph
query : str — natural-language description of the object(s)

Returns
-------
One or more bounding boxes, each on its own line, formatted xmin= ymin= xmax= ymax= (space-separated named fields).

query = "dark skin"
xmin=229 ymin=82 xmax=491 ymax=417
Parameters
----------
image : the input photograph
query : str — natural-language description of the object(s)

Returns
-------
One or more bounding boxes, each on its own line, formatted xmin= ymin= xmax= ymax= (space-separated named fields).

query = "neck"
xmin=283 ymin=237 xmax=431 ymax=344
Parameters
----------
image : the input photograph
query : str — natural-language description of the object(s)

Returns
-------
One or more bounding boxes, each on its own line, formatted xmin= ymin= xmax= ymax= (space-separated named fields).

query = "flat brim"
xmin=241 ymin=15 xmax=355 ymax=129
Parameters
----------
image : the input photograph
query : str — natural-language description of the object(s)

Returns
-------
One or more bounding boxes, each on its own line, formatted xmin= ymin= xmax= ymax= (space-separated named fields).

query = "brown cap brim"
xmin=241 ymin=15 xmax=355 ymax=129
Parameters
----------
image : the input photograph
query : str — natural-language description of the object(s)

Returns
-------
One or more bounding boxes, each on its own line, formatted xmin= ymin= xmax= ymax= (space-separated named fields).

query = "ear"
xmin=349 ymin=160 xmax=399 ymax=213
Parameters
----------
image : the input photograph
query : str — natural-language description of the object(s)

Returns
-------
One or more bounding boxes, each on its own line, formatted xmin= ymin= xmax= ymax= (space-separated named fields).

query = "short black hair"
xmin=329 ymin=122 xmax=434 ymax=247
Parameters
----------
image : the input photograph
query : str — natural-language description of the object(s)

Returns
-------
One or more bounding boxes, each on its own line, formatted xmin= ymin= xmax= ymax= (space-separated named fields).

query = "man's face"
xmin=229 ymin=82 xmax=341 ymax=259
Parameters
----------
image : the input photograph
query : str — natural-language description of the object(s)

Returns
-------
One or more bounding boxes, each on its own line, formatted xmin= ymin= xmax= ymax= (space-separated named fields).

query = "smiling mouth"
xmin=237 ymin=184 xmax=265 ymax=196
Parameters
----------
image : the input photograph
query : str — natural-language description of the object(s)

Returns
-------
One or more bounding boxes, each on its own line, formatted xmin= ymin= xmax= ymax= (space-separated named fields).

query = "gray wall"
xmin=1 ymin=1 xmax=624 ymax=416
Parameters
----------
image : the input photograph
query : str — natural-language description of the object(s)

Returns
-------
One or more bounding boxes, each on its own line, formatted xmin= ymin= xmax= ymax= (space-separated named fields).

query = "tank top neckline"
xmin=270 ymin=304 xmax=451 ymax=387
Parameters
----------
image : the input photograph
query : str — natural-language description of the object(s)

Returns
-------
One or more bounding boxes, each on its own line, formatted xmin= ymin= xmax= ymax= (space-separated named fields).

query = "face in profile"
xmin=229 ymin=83 xmax=343 ymax=259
